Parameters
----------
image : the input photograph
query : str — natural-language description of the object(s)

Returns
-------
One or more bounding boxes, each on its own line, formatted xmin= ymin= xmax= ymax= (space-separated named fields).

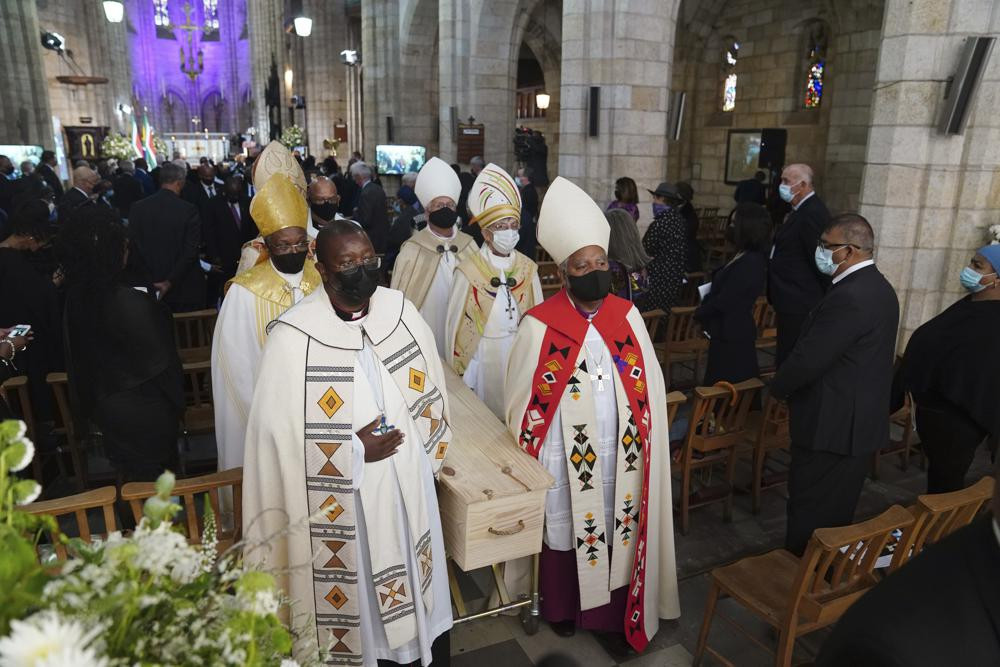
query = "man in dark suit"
xmin=133 ymin=157 xmax=155 ymax=195
xmin=350 ymin=161 xmax=388 ymax=253
xmin=770 ymin=214 xmax=899 ymax=556
xmin=516 ymin=166 xmax=538 ymax=259
xmin=128 ymin=161 xmax=204 ymax=312
xmin=58 ymin=166 xmax=99 ymax=220
xmin=818 ymin=464 xmax=1000 ymax=666
xmin=205 ymin=176 xmax=257 ymax=293
xmin=37 ymin=150 xmax=64 ymax=198
xmin=111 ymin=160 xmax=145 ymax=220
xmin=182 ymin=163 xmax=219 ymax=216
xmin=767 ymin=163 xmax=831 ymax=366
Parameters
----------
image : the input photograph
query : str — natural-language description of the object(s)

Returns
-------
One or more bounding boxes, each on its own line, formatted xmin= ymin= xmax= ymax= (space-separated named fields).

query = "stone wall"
xmin=0 ymin=0 xmax=54 ymax=147
xmin=668 ymin=0 xmax=884 ymax=216
xmin=860 ymin=0 xmax=1000 ymax=345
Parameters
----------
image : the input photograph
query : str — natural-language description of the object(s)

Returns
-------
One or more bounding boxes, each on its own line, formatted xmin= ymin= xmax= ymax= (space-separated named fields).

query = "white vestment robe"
xmin=444 ymin=244 xmax=543 ymax=417
xmin=211 ymin=262 xmax=307 ymax=473
xmin=243 ymin=287 xmax=453 ymax=666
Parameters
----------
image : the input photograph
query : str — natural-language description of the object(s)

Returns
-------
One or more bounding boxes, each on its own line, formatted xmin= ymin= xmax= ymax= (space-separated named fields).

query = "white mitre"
xmin=468 ymin=163 xmax=522 ymax=228
xmin=415 ymin=156 xmax=461 ymax=207
xmin=536 ymin=176 xmax=610 ymax=265
xmin=252 ymin=140 xmax=307 ymax=197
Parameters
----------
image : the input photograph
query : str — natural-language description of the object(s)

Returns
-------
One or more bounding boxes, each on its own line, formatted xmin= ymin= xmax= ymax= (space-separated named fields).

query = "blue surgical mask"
xmin=652 ymin=203 xmax=670 ymax=217
xmin=960 ymin=266 xmax=996 ymax=292
xmin=779 ymin=183 xmax=795 ymax=203
xmin=814 ymin=245 xmax=845 ymax=276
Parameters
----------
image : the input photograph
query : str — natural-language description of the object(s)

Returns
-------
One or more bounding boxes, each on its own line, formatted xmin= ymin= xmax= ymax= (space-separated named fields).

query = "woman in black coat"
xmin=57 ymin=206 xmax=184 ymax=482
xmin=695 ymin=203 xmax=770 ymax=385
xmin=895 ymin=244 xmax=1000 ymax=493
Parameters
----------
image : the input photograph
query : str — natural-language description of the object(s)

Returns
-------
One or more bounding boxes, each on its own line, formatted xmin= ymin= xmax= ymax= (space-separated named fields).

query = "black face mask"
xmin=330 ymin=265 xmax=380 ymax=306
xmin=568 ymin=269 xmax=612 ymax=302
xmin=310 ymin=202 xmax=338 ymax=224
xmin=226 ymin=195 xmax=240 ymax=204
xmin=428 ymin=207 xmax=458 ymax=229
xmin=201 ymin=178 xmax=215 ymax=187
xmin=271 ymin=251 xmax=308 ymax=275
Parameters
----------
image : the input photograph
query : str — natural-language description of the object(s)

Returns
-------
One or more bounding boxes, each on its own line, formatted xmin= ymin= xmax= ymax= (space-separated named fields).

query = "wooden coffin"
xmin=438 ymin=367 xmax=554 ymax=571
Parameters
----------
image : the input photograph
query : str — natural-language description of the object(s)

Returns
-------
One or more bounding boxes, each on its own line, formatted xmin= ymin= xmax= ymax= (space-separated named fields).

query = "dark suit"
xmin=695 ymin=250 xmax=767 ymax=385
xmin=354 ymin=180 xmax=389 ymax=253
xmin=58 ymin=187 xmax=92 ymax=222
xmin=818 ymin=515 xmax=1000 ymax=666
xmin=181 ymin=180 xmax=218 ymax=217
xmin=128 ymin=189 xmax=204 ymax=312
xmin=517 ymin=183 xmax=539 ymax=259
xmin=767 ymin=193 xmax=831 ymax=365
xmin=205 ymin=195 xmax=257 ymax=279
xmin=134 ymin=168 xmax=155 ymax=196
xmin=111 ymin=173 xmax=144 ymax=219
xmin=770 ymin=263 xmax=899 ymax=555
xmin=37 ymin=163 xmax=64 ymax=197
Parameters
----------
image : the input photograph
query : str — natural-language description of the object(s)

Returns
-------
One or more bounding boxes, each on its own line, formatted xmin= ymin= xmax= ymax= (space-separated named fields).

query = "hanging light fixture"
xmin=102 ymin=1 xmax=124 ymax=23
xmin=285 ymin=0 xmax=312 ymax=37
xmin=534 ymin=8 xmax=551 ymax=112
xmin=293 ymin=16 xmax=313 ymax=36
xmin=535 ymin=92 xmax=550 ymax=110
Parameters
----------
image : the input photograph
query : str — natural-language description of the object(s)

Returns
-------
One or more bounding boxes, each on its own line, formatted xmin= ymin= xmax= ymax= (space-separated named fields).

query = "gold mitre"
xmin=469 ymin=163 xmax=522 ymax=228
xmin=250 ymin=173 xmax=308 ymax=238
xmin=252 ymin=140 xmax=307 ymax=196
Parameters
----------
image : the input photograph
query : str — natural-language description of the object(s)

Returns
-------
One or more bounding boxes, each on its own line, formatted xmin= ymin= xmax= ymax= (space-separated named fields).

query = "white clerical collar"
xmin=429 ymin=225 xmax=457 ymax=241
xmin=482 ymin=242 xmax=513 ymax=270
xmin=270 ymin=260 xmax=304 ymax=287
xmin=832 ymin=259 xmax=875 ymax=284
xmin=276 ymin=286 xmax=404 ymax=350
xmin=792 ymin=191 xmax=815 ymax=211
xmin=993 ymin=518 xmax=1000 ymax=549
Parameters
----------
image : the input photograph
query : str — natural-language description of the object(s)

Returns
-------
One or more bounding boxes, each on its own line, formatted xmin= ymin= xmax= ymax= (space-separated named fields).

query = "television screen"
xmin=0 ymin=145 xmax=43 ymax=176
xmin=376 ymin=145 xmax=426 ymax=175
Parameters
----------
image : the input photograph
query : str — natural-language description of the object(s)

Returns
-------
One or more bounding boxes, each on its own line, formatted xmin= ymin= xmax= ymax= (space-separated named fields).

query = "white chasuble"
xmin=243 ymin=286 xmax=453 ymax=666
xmin=504 ymin=292 xmax=681 ymax=645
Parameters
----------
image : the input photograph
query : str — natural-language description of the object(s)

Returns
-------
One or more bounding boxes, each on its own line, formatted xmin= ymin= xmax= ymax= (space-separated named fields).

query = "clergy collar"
xmin=428 ymin=224 xmax=457 ymax=241
xmin=268 ymin=260 xmax=304 ymax=287
xmin=273 ymin=285 xmax=404 ymax=350
xmin=481 ymin=242 xmax=513 ymax=270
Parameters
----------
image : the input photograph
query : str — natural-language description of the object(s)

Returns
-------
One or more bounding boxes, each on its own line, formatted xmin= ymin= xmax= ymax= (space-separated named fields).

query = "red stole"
xmin=518 ymin=289 xmax=654 ymax=652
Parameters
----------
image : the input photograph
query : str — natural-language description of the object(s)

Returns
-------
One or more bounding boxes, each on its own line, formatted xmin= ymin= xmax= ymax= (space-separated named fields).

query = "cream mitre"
xmin=468 ymin=163 xmax=522 ymax=229
xmin=252 ymin=140 xmax=307 ymax=197
xmin=536 ymin=176 xmax=610 ymax=264
xmin=415 ymin=156 xmax=462 ymax=207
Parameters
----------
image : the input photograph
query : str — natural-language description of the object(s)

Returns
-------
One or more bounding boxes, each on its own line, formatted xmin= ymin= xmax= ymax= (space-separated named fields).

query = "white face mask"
xmin=490 ymin=228 xmax=520 ymax=255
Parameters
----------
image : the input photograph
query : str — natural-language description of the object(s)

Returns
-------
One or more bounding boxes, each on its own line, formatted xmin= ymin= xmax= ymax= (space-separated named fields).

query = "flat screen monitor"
xmin=0 ymin=145 xmax=43 ymax=177
xmin=376 ymin=145 xmax=426 ymax=175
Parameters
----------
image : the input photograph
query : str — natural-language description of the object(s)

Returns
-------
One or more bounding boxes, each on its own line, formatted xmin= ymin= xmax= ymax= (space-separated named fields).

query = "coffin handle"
xmin=488 ymin=520 xmax=526 ymax=537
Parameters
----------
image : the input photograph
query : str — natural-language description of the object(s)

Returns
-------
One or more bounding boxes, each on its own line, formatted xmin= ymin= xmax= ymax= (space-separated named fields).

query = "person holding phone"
xmin=0 ymin=327 xmax=30 ymax=420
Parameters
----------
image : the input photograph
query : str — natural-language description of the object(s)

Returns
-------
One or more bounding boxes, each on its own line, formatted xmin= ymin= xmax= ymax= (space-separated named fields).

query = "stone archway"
xmin=511 ymin=0 xmax=562 ymax=180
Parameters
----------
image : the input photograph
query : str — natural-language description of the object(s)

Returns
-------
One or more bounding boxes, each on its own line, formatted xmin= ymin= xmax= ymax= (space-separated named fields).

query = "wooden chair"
xmin=680 ymin=272 xmax=707 ymax=307
xmin=663 ymin=306 xmax=709 ymax=390
xmin=121 ymin=467 xmax=243 ymax=553
xmin=753 ymin=297 xmax=778 ymax=369
xmin=536 ymin=261 xmax=562 ymax=299
xmin=888 ymin=476 xmax=995 ymax=573
xmin=674 ymin=378 xmax=764 ymax=534
xmin=1 ymin=375 xmax=41 ymax=481
xmin=535 ymin=247 xmax=553 ymax=263
xmin=173 ymin=309 xmax=218 ymax=364
xmin=666 ymin=391 xmax=687 ymax=425
xmin=178 ymin=360 xmax=216 ymax=474
xmin=694 ymin=505 xmax=915 ymax=667
xmin=744 ymin=396 xmax=791 ymax=514
xmin=46 ymin=372 xmax=88 ymax=490
xmin=872 ymin=394 xmax=917 ymax=480
xmin=23 ymin=486 xmax=118 ymax=561
xmin=641 ymin=309 xmax=670 ymax=374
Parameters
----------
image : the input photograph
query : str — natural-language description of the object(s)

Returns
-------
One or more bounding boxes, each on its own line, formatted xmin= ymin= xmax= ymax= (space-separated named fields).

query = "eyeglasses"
xmin=332 ymin=256 xmax=382 ymax=273
xmin=486 ymin=221 xmax=520 ymax=232
xmin=817 ymin=241 xmax=859 ymax=251
xmin=270 ymin=241 xmax=311 ymax=254
xmin=311 ymin=196 xmax=340 ymax=205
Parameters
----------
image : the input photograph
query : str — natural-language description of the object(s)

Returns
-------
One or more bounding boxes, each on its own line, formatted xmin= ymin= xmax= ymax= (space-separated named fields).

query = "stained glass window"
xmin=203 ymin=0 xmax=219 ymax=31
xmin=153 ymin=0 xmax=169 ymax=26
xmin=722 ymin=42 xmax=739 ymax=112
xmin=805 ymin=59 xmax=824 ymax=108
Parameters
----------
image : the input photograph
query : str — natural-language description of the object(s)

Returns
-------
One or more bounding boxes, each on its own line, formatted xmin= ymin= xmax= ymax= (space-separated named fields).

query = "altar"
xmin=165 ymin=132 xmax=230 ymax=162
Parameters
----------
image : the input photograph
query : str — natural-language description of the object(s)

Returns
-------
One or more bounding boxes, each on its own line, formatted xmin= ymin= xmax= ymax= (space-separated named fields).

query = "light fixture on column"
xmin=102 ymin=1 xmax=124 ymax=23
xmin=535 ymin=92 xmax=550 ymax=110
xmin=285 ymin=0 xmax=312 ymax=37
xmin=118 ymin=103 xmax=132 ymax=114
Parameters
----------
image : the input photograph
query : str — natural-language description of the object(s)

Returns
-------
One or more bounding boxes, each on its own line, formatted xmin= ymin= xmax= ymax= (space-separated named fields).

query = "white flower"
xmin=14 ymin=479 xmax=42 ymax=505
xmin=0 ymin=611 xmax=104 ymax=667
xmin=239 ymin=589 xmax=279 ymax=616
xmin=130 ymin=522 xmax=206 ymax=583
xmin=280 ymin=660 xmax=301 ymax=667
xmin=6 ymin=436 xmax=34 ymax=472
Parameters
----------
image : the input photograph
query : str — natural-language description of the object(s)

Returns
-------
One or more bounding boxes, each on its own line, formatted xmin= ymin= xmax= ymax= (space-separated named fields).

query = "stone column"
xmin=0 ymin=0 xmax=54 ymax=146
xmin=860 ymin=0 xmax=1000 ymax=344
xmin=557 ymin=0 xmax=679 ymax=215
xmin=85 ymin=0 xmax=133 ymax=135
xmin=247 ymin=0 xmax=285 ymax=140
xmin=301 ymin=0 xmax=350 ymax=160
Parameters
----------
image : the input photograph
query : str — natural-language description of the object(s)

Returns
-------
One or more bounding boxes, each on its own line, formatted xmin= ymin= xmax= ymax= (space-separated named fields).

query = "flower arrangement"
xmin=99 ymin=134 xmax=136 ymax=161
xmin=280 ymin=125 xmax=305 ymax=149
xmin=0 ymin=420 xmax=300 ymax=666
xmin=989 ymin=224 xmax=999 ymax=245
xmin=152 ymin=136 xmax=169 ymax=160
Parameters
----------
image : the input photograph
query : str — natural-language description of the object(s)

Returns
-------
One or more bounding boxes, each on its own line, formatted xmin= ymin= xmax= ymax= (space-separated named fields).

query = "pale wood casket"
xmin=437 ymin=367 xmax=554 ymax=571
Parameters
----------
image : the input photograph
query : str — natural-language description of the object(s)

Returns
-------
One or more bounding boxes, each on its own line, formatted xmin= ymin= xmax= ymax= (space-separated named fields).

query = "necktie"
xmin=231 ymin=203 xmax=241 ymax=231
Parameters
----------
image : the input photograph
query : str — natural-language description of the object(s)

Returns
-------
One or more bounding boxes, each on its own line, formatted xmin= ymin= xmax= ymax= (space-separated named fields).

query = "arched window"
xmin=153 ymin=0 xmax=172 ymax=39
xmin=722 ymin=39 xmax=739 ymax=112
xmin=802 ymin=23 xmax=828 ymax=109
xmin=202 ymin=0 xmax=220 ymax=40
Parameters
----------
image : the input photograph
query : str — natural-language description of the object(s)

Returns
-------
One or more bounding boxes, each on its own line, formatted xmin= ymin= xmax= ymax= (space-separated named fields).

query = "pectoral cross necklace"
xmin=587 ymin=340 xmax=609 ymax=392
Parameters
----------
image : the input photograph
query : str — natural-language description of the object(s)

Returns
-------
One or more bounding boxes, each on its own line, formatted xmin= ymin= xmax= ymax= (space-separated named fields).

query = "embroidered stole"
xmin=303 ymin=324 xmax=452 ymax=664
xmin=451 ymin=250 xmax=538 ymax=374
xmin=392 ymin=228 xmax=477 ymax=310
xmin=518 ymin=290 xmax=654 ymax=653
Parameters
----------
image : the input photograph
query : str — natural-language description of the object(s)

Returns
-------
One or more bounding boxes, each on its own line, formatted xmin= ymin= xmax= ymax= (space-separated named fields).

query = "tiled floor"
xmin=447 ymin=442 xmax=996 ymax=666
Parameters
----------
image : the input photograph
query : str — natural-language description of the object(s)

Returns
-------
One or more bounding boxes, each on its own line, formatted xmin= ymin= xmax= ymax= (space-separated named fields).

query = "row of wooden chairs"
xmin=22 ymin=467 xmax=243 ymax=561
xmin=694 ymin=475 xmax=995 ymax=666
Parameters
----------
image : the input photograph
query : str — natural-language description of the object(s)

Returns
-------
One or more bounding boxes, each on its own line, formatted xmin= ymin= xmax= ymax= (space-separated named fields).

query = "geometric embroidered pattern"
xmin=569 ymin=424 xmax=597 ymax=491
xmin=325 ymin=585 xmax=349 ymax=610
xmin=323 ymin=539 xmax=347 ymax=569
xmin=576 ymin=511 xmax=607 ymax=566
xmin=317 ymin=442 xmax=343 ymax=476
xmin=620 ymin=414 xmax=641 ymax=473
xmin=329 ymin=627 xmax=352 ymax=654
xmin=378 ymin=578 xmax=408 ymax=609
xmin=318 ymin=386 xmax=344 ymax=418
xmin=615 ymin=494 xmax=636 ymax=546
xmin=408 ymin=367 xmax=426 ymax=392
xmin=320 ymin=495 xmax=344 ymax=523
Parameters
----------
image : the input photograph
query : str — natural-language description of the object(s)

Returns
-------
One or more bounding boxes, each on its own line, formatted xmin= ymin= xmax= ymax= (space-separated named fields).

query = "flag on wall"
xmin=131 ymin=116 xmax=143 ymax=158
xmin=143 ymin=115 xmax=158 ymax=169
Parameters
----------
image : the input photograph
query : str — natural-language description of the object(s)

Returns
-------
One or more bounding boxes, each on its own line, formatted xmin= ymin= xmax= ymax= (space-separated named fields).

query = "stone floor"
xmin=447 ymin=441 xmax=996 ymax=667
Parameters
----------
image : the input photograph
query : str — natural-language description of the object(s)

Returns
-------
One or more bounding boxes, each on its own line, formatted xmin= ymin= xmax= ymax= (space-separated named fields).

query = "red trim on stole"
xmin=518 ymin=289 xmax=653 ymax=652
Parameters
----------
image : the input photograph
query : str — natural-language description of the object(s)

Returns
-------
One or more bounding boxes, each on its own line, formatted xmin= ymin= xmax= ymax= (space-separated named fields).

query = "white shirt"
xmin=202 ymin=182 xmax=217 ymax=199
xmin=792 ymin=190 xmax=815 ymax=211
xmin=421 ymin=226 xmax=460 ymax=360
xmin=832 ymin=259 xmax=875 ymax=285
